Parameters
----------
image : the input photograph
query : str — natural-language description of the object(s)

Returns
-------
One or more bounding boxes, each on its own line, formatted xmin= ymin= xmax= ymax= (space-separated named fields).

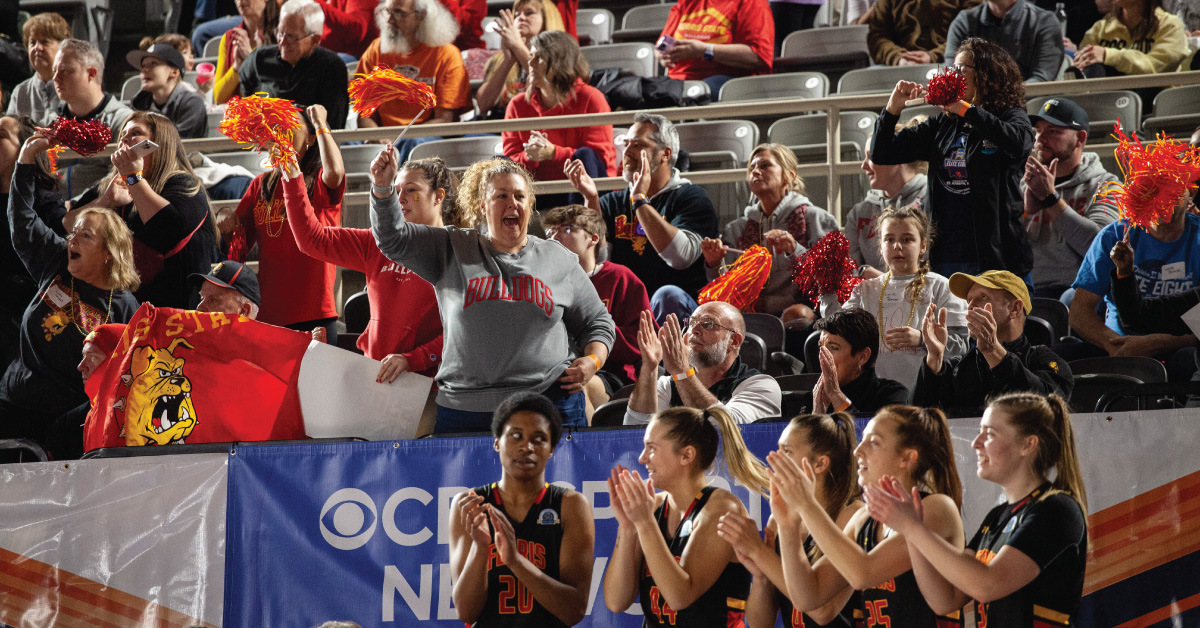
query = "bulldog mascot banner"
xmin=82 ymin=303 xmax=311 ymax=450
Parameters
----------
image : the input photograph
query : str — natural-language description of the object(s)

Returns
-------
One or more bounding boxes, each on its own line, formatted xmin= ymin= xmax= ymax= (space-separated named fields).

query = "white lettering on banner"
xmin=438 ymin=486 xmax=467 ymax=545
xmin=382 ymin=487 xmax=434 ymax=546
xmin=383 ymin=563 xmax=432 ymax=621
xmin=583 ymin=480 xmax=613 ymax=519
xmin=320 ymin=488 xmax=378 ymax=550
xmin=438 ymin=563 xmax=457 ymax=620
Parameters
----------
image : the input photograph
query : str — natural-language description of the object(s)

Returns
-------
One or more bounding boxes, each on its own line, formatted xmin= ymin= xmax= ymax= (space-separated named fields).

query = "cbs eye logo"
xmin=320 ymin=488 xmax=378 ymax=550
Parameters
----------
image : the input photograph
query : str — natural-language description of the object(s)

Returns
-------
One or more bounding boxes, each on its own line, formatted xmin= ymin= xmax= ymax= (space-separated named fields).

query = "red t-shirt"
xmin=281 ymin=177 xmax=443 ymax=376
xmin=439 ymin=0 xmax=487 ymax=50
xmin=233 ymin=171 xmax=343 ymax=326
xmin=662 ymin=0 xmax=775 ymax=80
xmin=590 ymin=261 xmax=650 ymax=382
xmin=502 ymin=79 xmax=616 ymax=183
xmin=316 ymin=0 xmax=378 ymax=58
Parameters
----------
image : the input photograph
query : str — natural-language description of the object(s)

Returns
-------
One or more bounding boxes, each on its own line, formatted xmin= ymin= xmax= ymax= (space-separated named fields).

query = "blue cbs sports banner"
xmin=224 ymin=425 xmax=793 ymax=627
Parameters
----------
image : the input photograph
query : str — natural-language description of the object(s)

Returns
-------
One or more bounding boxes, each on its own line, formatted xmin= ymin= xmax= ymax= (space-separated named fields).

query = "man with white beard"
xmin=564 ymin=113 xmax=719 ymax=324
xmin=623 ymin=301 xmax=782 ymax=425
xmin=356 ymin=0 xmax=469 ymax=158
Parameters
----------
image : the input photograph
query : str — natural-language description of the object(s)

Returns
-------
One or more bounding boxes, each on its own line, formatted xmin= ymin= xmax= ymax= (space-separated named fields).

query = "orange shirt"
xmin=355 ymin=39 xmax=470 ymax=126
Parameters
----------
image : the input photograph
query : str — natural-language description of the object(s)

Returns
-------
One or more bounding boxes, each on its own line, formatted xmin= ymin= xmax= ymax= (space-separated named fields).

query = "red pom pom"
xmin=1098 ymin=126 xmax=1200 ymax=230
xmin=48 ymin=117 xmax=112 ymax=156
xmin=791 ymin=232 xmax=863 ymax=304
xmin=924 ymin=68 xmax=967 ymax=107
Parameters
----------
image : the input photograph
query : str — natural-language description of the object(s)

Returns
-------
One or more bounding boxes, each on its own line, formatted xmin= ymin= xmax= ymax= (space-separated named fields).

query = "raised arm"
xmin=281 ymin=169 xmax=370 ymax=272
xmin=10 ymin=134 xmax=67 ymax=282
xmin=307 ymin=105 xmax=345 ymax=189
xmin=368 ymin=144 xmax=451 ymax=283
xmin=490 ymin=491 xmax=595 ymax=625
xmin=626 ymin=311 xmax=664 ymax=420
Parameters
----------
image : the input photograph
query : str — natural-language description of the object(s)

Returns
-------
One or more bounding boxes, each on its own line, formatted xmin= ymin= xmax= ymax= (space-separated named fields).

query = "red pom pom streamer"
xmin=1096 ymin=127 xmax=1200 ymax=231
xmin=923 ymin=68 xmax=967 ymax=106
xmin=699 ymin=245 xmax=773 ymax=312
xmin=219 ymin=93 xmax=301 ymax=169
xmin=349 ymin=66 xmax=438 ymax=118
xmin=791 ymin=231 xmax=863 ymax=304
xmin=45 ymin=117 xmax=113 ymax=173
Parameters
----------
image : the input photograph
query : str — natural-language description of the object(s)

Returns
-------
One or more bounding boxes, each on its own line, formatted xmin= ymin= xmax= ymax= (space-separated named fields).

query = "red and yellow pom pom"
xmin=219 ymin=93 xmax=301 ymax=169
xmin=45 ymin=117 xmax=113 ymax=173
xmin=349 ymin=66 xmax=437 ymax=118
xmin=924 ymin=68 xmax=967 ymax=106
xmin=792 ymin=231 xmax=863 ymax=304
xmin=699 ymin=245 xmax=773 ymax=311
xmin=1097 ymin=127 xmax=1200 ymax=230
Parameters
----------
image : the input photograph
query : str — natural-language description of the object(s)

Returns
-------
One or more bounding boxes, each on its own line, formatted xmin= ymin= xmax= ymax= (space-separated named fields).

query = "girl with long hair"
xmin=501 ymin=29 xmax=615 ymax=209
xmin=450 ymin=391 xmax=595 ymax=627
xmin=71 ymin=110 xmax=216 ymax=309
xmin=476 ymin=0 xmax=566 ymax=118
xmin=1074 ymin=0 xmax=1188 ymax=76
xmin=873 ymin=37 xmax=1034 ymax=281
xmin=769 ymin=405 xmax=966 ymax=627
xmin=604 ymin=405 xmax=770 ymax=627
xmin=822 ymin=206 xmax=968 ymax=393
xmin=717 ymin=413 xmax=863 ymax=628
xmin=866 ymin=393 xmax=1088 ymax=627
xmin=225 ymin=104 xmax=344 ymax=338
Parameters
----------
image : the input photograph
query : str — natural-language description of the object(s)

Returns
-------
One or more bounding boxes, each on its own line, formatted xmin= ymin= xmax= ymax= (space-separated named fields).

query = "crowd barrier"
xmin=2 ymin=408 xmax=1198 ymax=627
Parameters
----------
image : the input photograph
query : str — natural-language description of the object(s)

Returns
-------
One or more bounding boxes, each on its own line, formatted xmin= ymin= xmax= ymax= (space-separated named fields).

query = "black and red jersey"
xmin=638 ymin=486 xmax=751 ymax=627
xmin=854 ymin=515 xmax=962 ymax=628
xmin=774 ymin=535 xmax=858 ymax=627
xmin=472 ymin=482 xmax=568 ymax=628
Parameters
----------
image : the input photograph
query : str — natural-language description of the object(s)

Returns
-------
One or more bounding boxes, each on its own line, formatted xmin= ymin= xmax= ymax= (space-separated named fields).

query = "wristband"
xmin=371 ymin=183 xmax=395 ymax=198
xmin=836 ymin=400 xmax=852 ymax=412
xmin=585 ymin=354 xmax=601 ymax=370
xmin=1116 ymin=268 xmax=1131 ymax=279
xmin=1040 ymin=191 xmax=1062 ymax=209
xmin=125 ymin=171 xmax=143 ymax=186
xmin=631 ymin=193 xmax=650 ymax=209
xmin=704 ymin=44 xmax=715 ymax=61
xmin=956 ymin=102 xmax=971 ymax=117
xmin=316 ymin=127 xmax=331 ymax=137
xmin=671 ymin=366 xmax=697 ymax=381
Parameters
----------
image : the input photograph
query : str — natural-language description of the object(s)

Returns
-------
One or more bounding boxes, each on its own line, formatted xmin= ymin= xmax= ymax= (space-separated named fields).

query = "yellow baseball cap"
xmin=948 ymin=270 xmax=1032 ymax=314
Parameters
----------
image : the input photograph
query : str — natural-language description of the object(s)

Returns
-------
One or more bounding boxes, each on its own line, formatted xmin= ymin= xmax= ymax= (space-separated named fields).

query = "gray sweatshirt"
xmin=1020 ymin=152 xmax=1119 ymax=291
xmin=709 ymin=192 xmax=841 ymax=315
xmin=843 ymin=174 xmax=928 ymax=273
xmin=371 ymin=192 xmax=615 ymax=412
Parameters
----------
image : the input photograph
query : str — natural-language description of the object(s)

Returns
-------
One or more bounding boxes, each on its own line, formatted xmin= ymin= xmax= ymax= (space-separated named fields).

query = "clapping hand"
xmin=922 ymin=302 xmax=948 ymax=371
xmin=658 ymin=314 xmax=691 ymax=377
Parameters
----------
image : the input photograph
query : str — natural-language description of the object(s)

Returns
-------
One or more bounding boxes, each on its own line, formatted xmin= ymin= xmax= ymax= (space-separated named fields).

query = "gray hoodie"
xmin=371 ymin=191 xmax=615 ymax=412
xmin=1021 ymin=152 xmax=1119 ymax=291
xmin=842 ymin=174 xmax=928 ymax=272
xmin=709 ymin=192 xmax=841 ymax=315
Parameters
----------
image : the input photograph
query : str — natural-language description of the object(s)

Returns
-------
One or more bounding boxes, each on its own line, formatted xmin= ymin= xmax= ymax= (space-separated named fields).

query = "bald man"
xmin=625 ymin=300 xmax=781 ymax=424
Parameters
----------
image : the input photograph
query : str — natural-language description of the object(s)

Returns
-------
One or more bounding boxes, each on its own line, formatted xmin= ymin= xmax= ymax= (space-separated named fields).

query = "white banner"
xmin=0 ymin=453 xmax=227 ymax=627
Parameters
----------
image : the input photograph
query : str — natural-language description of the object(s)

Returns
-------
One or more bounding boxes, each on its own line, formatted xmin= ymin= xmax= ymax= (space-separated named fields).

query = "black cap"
xmin=1030 ymin=98 xmax=1089 ymax=135
xmin=189 ymin=261 xmax=261 ymax=306
xmin=126 ymin=43 xmax=187 ymax=72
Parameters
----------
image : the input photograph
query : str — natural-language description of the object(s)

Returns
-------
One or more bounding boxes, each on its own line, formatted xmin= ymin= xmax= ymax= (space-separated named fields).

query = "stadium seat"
xmin=1070 ymin=372 xmax=1142 ymax=412
xmin=776 ymin=373 xmax=821 ymax=392
xmin=577 ymin=8 xmax=615 ymax=45
xmin=343 ymin=290 xmax=370 ymax=334
xmin=719 ymin=72 xmax=829 ymax=103
xmin=776 ymin=26 xmax=872 ymax=83
xmin=408 ymin=135 xmax=504 ymax=170
xmin=805 ymin=329 xmax=822 ymax=373
xmin=1024 ymin=315 xmax=1055 ymax=348
xmin=615 ymin=3 xmax=674 ymax=44
xmin=683 ymin=80 xmax=710 ymax=102
xmin=1027 ymin=91 xmax=1141 ymax=138
xmin=745 ymin=312 xmax=787 ymax=353
xmin=1030 ymin=297 xmax=1071 ymax=340
xmin=1069 ymin=356 xmax=1168 ymax=384
xmin=898 ymin=103 xmax=941 ymax=125
xmin=674 ymin=120 xmax=758 ymax=166
xmin=580 ymin=42 xmax=656 ymax=78
xmin=120 ymin=75 xmax=140 ymax=103
xmin=611 ymin=383 xmax=635 ymax=400
xmin=1142 ymin=85 xmax=1200 ymax=138
xmin=207 ymin=150 xmax=270 ymax=176
xmin=838 ymin=64 xmax=938 ymax=95
xmin=481 ymin=16 xmax=500 ymax=50
xmin=768 ymin=111 xmax=878 ymax=153
xmin=206 ymin=111 xmax=224 ymax=138
xmin=203 ymin=36 xmax=222 ymax=58
xmin=781 ymin=389 xmax=813 ymax=417
xmin=789 ymin=142 xmax=868 ymax=213
xmin=346 ymin=60 xmax=358 ymax=77
xmin=340 ymin=144 xmax=386 ymax=193
xmin=591 ymin=399 xmax=629 ymax=427
xmin=741 ymin=333 xmax=769 ymax=372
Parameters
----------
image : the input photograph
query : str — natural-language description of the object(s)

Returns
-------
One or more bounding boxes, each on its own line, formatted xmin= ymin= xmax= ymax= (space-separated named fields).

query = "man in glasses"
xmin=623 ymin=302 xmax=782 ymax=425
xmin=239 ymin=0 xmax=350 ymax=129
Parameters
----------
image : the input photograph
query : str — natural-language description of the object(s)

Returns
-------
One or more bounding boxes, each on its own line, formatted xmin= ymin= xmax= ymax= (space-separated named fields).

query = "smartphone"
xmin=130 ymin=140 xmax=160 ymax=158
xmin=655 ymin=35 xmax=677 ymax=53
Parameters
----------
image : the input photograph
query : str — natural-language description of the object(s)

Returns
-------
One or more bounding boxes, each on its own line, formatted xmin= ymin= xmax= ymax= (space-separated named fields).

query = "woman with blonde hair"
xmin=604 ymin=404 xmax=770 ymax=627
xmin=866 ymin=393 xmax=1088 ymax=627
xmin=476 ymin=0 xmax=566 ymax=119
xmin=1 ymin=131 xmax=140 ymax=457
xmin=70 ymin=111 xmax=216 ymax=309
xmin=370 ymin=150 xmax=615 ymax=432
xmin=699 ymin=143 xmax=840 ymax=316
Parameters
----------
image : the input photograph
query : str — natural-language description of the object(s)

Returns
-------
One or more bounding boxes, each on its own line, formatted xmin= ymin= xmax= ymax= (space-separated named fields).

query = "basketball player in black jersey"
xmin=603 ymin=405 xmax=771 ymax=628
xmin=717 ymin=413 xmax=863 ymax=628
xmin=769 ymin=405 xmax=966 ymax=628
xmin=866 ymin=393 xmax=1088 ymax=628
xmin=449 ymin=392 xmax=595 ymax=627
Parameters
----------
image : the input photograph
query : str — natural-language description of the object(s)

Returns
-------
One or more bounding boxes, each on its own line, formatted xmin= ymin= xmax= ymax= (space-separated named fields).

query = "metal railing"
xmin=68 ymin=70 xmax=1200 ymax=217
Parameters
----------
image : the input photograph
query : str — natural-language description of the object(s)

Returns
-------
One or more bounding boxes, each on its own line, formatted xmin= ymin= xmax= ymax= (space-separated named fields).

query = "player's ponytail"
xmin=884 ymin=405 xmax=963 ymax=509
xmin=989 ymin=393 xmax=1088 ymax=513
xmin=653 ymin=406 xmax=770 ymax=496
xmin=790 ymin=412 xmax=859 ymax=521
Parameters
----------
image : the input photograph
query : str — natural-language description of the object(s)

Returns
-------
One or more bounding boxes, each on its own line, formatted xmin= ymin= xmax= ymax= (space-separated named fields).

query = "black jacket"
xmin=872 ymin=107 xmax=1034 ymax=276
xmin=1109 ymin=269 xmax=1200 ymax=336
xmin=843 ymin=366 xmax=909 ymax=414
xmin=913 ymin=333 xmax=1073 ymax=412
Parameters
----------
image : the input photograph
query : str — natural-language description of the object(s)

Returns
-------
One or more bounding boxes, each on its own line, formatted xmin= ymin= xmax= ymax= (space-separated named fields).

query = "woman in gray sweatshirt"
xmin=370 ymin=147 xmax=615 ymax=432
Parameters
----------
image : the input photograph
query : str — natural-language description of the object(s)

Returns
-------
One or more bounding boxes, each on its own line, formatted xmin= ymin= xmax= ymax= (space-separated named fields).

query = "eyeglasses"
xmin=545 ymin=224 xmax=590 ymax=238
xmin=682 ymin=316 xmax=737 ymax=334
xmin=379 ymin=8 xmax=424 ymax=20
xmin=275 ymin=30 xmax=315 ymax=43
xmin=954 ymin=63 xmax=975 ymax=73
